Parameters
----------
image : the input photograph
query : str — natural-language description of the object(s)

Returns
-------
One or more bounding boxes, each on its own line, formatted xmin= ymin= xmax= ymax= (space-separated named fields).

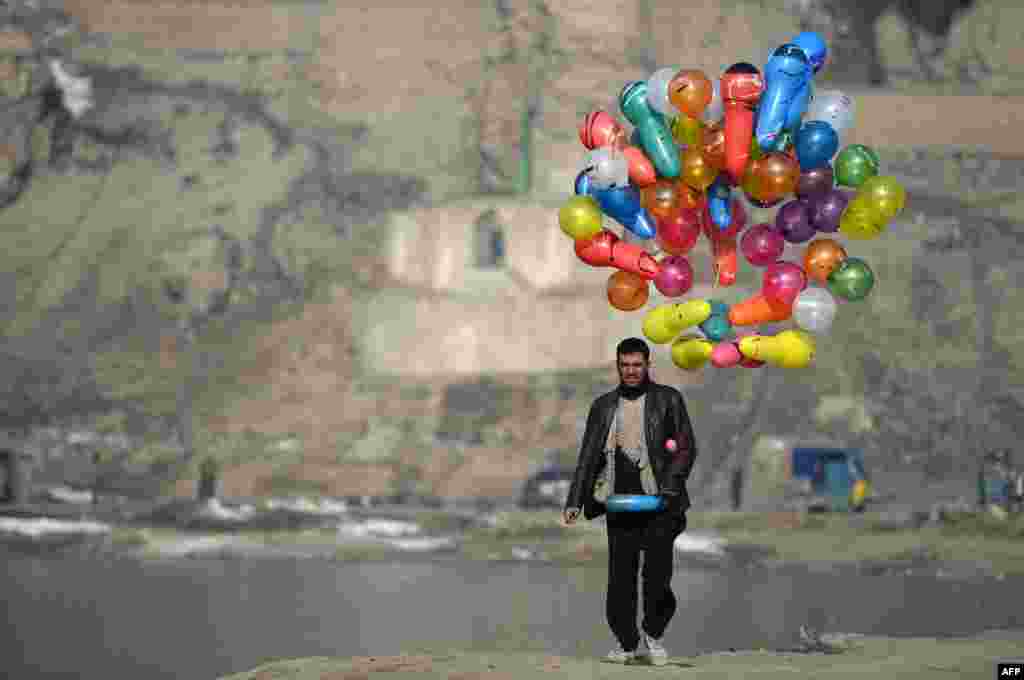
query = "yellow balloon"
xmin=667 ymin=299 xmax=713 ymax=333
xmin=671 ymin=115 xmax=704 ymax=148
xmin=840 ymin=213 xmax=886 ymax=240
xmin=643 ymin=300 xmax=712 ymax=344
xmin=857 ymin=175 xmax=906 ymax=221
xmin=558 ymin=195 xmax=603 ymax=240
xmin=679 ymin=147 xmax=717 ymax=191
xmin=851 ymin=479 xmax=869 ymax=509
xmin=671 ymin=335 xmax=713 ymax=370
xmin=839 ymin=196 xmax=886 ymax=240
xmin=737 ymin=330 xmax=815 ymax=369
xmin=749 ymin=135 xmax=765 ymax=161
xmin=643 ymin=306 xmax=678 ymax=344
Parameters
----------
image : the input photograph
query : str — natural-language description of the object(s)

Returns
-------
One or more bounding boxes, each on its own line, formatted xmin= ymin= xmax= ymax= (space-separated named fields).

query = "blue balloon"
xmin=756 ymin=44 xmax=812 ymax=152
xmin=791 ymin=31 xmax=828 ymax=74
xmin=708 ymin=300 xmax=729 ymax=317
xmin=794 ymin=120 xmax=839 ymax=171
xmin=574 ymin=169 xmax=592 ymax=196
xmin=591 ymin=185 xmax=657 ymax=240
xmin=606 ymin=494 xmax=665 ymax=513
xmin=784 ymin=79 xmax=813 ymax=139
xmin=700 ymin=312 xmax=734 ymax=343
xmin=707 ymin=173 xmax=733 ymax=230
xmin=628 ymin=110 xmax=668 ymax=147
xmin=619 ymin=80 xmax=680 ymax=179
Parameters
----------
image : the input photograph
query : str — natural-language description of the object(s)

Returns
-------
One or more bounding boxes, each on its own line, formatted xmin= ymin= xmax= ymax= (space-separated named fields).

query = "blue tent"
xmin=791 ymin=447 xmax=868 ymax=511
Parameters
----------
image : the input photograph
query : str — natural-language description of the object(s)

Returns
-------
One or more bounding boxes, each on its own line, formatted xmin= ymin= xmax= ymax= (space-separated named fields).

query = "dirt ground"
xmin=219 ymin=632 xmax=1024 ymax=680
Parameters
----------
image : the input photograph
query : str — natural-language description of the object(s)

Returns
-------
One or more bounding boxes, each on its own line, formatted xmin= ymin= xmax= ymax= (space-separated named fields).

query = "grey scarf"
xmin=594 ymin=395 xmax=659 ymax=501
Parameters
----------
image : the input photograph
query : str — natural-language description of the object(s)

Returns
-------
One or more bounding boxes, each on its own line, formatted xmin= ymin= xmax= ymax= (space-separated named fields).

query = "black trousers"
xmin=605 ymin=509 xmax=687 ymax=650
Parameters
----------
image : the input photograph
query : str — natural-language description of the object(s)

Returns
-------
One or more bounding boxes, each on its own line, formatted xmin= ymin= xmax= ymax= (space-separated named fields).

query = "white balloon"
xmin=703 ymin=78 xmax=724 ymax=123
xmin=805 ymin=89 xmax=855 ymax=136
xmin=792 ymin=286 xmax=838 ymax=334
xmin=584 ymin=148 xmax=629 ymax=189
xmin=646 ymin=67 xmax=680 ymax=118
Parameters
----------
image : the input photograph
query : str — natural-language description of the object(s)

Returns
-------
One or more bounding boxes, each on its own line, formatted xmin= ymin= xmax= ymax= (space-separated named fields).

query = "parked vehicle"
xmin=519 ymin=459 xmax=575 ymax=510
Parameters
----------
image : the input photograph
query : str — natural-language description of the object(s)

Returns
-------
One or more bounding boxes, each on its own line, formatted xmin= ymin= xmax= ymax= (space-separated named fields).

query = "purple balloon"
xmin=775 ymin=199 xmax=816 ymax=243
xmin=796 ymin=164 xmax=834 ymax=200
xmin=807 ymin=188 xmax=849 ymax=233
xmin=740 ymin=223 xmax=786 ymax=267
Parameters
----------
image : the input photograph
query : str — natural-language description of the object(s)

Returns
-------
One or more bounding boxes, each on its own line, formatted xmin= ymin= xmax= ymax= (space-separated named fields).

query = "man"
xmin=562 ymin=337 xmax=697 ymax=666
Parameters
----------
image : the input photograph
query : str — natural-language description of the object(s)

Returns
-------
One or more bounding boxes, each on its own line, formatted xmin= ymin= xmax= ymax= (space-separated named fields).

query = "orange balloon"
xmin=728 ymin=292 xmax=792 ymax=326
xmin=803 ymin=238 xmax=848 ymax=285
xmin=668 ymin=69 xmax=713 ymax=119
xmin=744 ymin=152 xmax=799 ymax=203
xmin=607 ymin=270 xmax=650 ymax=311
xmin=675 ymin=181 xmax=704 ymax=211
xmin=701 ymin=122 xmax=726 ymax=171
xmin=640 ymin=178 xmax=680 ymax=220
xmin=679 ymin=147 xmax=717 ymax=191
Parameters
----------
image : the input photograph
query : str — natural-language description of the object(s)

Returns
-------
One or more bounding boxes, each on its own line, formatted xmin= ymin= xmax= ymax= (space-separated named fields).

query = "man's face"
xmin=617 ymin=352 xmax=649 ymax=387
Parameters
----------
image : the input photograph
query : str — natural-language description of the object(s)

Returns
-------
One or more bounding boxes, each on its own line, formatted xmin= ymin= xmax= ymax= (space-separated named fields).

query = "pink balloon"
xmin=762 ymin=261 xmax=808 ymax=305
xmin=711 ymin=341 xmax=743 ymax=368
xmin=665 ymin=439 xmax=678 ymax=452
xmin=740 ymin=223 xmax=786 ymax=267
xmin=653 ymin=255 xmax=694 ymax=297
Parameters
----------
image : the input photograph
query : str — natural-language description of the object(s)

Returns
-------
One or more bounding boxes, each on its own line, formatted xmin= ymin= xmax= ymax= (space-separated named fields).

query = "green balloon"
xmin=850 ymin=144 xmax=880 ymax=170
xmin=834 ymin=144 xmax=880 ymax=188
xmin=827 ymin=257 xmax=875 ymax=301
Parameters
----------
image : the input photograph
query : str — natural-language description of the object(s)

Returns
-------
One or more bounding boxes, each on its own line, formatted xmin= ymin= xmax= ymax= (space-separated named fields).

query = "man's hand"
xmin=562 ymin=507 xmax=581 ymax=526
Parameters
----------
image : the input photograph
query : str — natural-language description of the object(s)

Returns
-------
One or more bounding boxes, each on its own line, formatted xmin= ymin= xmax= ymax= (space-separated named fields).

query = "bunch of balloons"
xmin=557 ymin=31 xmax=907 ymax=371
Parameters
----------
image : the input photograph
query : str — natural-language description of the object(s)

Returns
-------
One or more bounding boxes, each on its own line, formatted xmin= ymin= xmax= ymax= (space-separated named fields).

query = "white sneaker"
xmin=604 ymin=646 xmax=639 ymax=664
xmin=641 ymin=631 xmax=669 ymax=666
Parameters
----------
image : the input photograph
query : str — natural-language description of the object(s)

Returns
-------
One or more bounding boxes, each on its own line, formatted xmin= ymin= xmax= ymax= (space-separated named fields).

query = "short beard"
xmin=619 ymin=374 xmax=650 ymax=399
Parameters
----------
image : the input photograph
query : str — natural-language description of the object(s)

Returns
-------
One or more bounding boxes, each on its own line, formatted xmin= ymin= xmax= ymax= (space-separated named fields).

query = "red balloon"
xmin=762 ymin=261 xmax=808 ymax=305
xmin=655 ymin=207 xmax=701 ymax=255
xmin=575 ymin=230 xmax=615 ymax=267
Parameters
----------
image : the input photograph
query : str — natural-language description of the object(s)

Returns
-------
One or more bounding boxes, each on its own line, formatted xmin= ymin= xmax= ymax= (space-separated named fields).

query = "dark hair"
xmin=616 ymin=337 xmax=650 ymax=362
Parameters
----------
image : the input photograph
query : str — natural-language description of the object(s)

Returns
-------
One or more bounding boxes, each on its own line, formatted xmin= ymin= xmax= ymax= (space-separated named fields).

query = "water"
xmin=2 ymin=549 xmax=1022 ymax=680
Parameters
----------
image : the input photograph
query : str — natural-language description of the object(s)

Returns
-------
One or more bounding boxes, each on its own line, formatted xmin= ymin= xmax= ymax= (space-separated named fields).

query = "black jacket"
xmin=565 ymin=382 xmax=697 ymax=520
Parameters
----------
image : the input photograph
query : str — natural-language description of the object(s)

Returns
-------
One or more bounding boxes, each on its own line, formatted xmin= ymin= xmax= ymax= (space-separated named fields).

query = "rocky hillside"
xmin=2 ymin=0 xmax=1023 ymax=505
